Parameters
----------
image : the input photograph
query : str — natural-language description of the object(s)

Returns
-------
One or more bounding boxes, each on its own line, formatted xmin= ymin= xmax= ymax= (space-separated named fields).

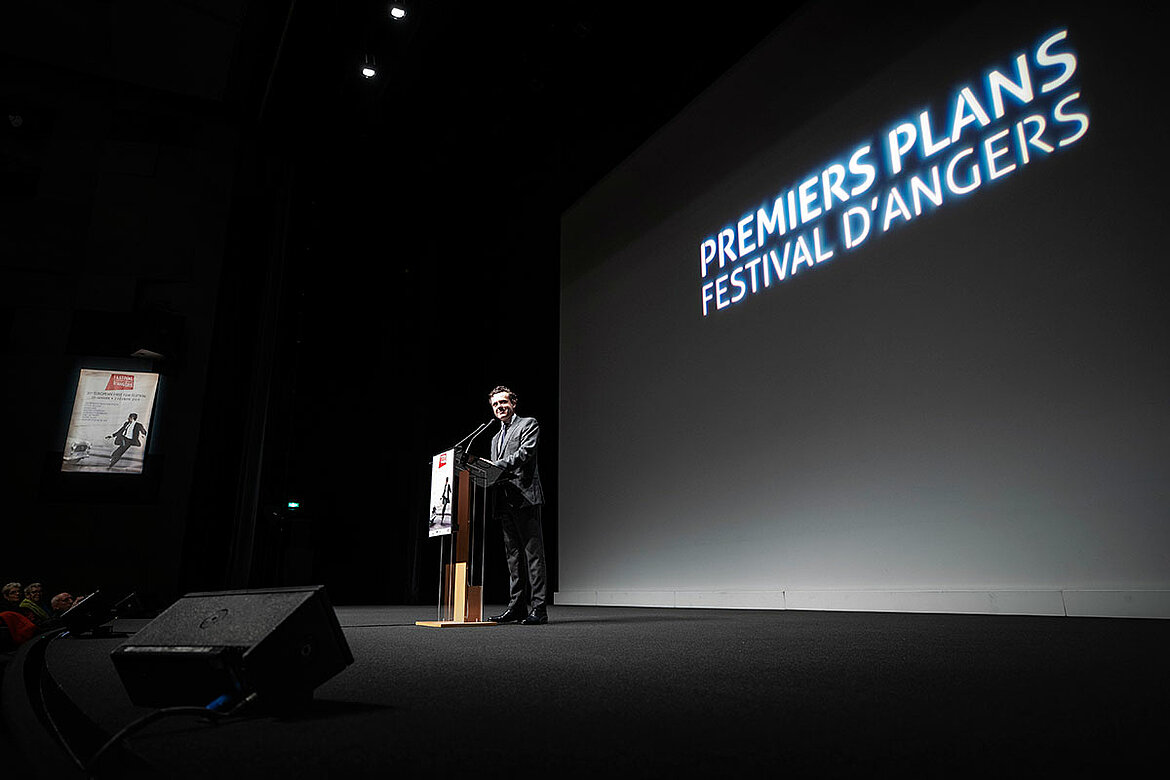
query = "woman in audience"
xmin=20 ymin=582 xmax=52 ymax=624
xmin=2 ymin=582 xmax=22 ymax=610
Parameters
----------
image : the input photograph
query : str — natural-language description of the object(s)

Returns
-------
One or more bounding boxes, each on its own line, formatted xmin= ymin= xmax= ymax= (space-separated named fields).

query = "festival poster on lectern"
xmin=428 ymin=448 xmax=455 ymax=536
xmin=61 ymin=369 xmax=159 ymax=474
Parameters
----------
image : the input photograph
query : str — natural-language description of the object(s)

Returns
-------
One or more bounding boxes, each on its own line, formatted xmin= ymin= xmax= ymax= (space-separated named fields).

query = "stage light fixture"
xmin=389 ymin=5 xmax=407 ymax=20
xmin=361 ymin=54 xmax=377 ymax=79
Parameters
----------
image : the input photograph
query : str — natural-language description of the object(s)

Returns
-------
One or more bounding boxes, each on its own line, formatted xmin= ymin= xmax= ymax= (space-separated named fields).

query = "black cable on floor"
xmin=85 ymin=693 xmax=258 ymax=778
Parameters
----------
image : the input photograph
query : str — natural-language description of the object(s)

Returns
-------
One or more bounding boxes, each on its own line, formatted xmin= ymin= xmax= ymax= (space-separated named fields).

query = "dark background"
xmin=1 ymin=1 xmax=801 ymax=608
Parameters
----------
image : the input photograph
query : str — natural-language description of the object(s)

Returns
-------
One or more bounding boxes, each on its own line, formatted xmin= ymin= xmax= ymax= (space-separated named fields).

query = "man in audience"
xmin=50 ymin=593 xmax=75 ymax=617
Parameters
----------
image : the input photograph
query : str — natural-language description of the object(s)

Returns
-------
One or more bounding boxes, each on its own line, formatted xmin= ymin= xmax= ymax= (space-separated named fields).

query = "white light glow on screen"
xmin=698 ymin=28 xmax=1089 ymax=318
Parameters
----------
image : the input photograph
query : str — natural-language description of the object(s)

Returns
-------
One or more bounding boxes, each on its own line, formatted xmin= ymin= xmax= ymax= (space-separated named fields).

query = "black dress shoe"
xmin=488 ymin=606 xmax=525 ymax=623
xmin=520 ymin=609 xmax=548 ymax=625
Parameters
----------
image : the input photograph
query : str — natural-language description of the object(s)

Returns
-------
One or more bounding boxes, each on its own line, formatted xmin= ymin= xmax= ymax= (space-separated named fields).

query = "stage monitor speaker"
xmin=110 ymin=586 xmax=353 ymax=708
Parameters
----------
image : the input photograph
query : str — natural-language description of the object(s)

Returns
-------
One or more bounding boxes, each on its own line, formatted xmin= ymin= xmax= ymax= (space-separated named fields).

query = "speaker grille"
xmin=110 ymin=586 xmax=352 ymax=707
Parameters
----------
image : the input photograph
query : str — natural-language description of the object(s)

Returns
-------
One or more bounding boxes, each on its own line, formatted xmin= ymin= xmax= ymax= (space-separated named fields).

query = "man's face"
xmin=26 ymin=585 xmax=42 ymax=601
xmin=491 ymin=393 xmax=515 ymax=424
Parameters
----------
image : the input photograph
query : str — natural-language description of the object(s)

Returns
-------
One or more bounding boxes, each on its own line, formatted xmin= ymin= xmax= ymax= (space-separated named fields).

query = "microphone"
xmin=451 ymin=421 xmax=492 ymax=453
xmin=466 ymin=421 xmax=493 ymax=452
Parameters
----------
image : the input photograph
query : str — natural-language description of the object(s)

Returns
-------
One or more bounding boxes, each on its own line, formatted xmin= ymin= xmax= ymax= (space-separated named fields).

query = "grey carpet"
xmin=25 ymin=606 xmax=1170 ymax=777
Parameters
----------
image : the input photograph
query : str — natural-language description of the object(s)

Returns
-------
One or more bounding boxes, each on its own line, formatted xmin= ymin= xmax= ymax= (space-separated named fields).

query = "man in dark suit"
xmin=106 ymin=413 xmax=147 ymax=468
xmin=480 ymin=385 xmax=548 ymax=625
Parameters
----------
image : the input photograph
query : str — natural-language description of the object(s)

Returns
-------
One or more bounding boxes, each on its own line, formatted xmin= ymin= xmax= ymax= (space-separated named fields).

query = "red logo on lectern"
xmin=105 ymin=373 xmax=135 ymax=391
xmin=439 ymin=453 xmax=448 ymax=467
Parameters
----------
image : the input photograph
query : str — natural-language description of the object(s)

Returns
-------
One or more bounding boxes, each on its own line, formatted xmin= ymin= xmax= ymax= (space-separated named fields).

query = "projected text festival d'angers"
xmin=699 ymin=29 xmax=1088 ymax=317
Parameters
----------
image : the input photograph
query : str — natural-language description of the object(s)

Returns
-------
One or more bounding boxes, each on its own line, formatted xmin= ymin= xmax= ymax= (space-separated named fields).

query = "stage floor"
xmin=9 ymin=605 xmax=1169 ymax=777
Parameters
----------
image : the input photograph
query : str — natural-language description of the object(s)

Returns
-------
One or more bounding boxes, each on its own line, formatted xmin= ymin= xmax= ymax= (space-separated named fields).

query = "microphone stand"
xmin=450 ymin=421 xmax=493 ymax=465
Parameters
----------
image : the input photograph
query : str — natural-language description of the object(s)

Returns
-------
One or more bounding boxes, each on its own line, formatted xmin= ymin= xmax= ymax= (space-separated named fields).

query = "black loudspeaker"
xmin=110 ymin=586 xmax=353 ymax=708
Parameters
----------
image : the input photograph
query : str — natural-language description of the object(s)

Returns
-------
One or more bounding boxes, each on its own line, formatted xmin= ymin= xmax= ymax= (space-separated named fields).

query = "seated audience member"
xmin=50 ymin=593 xmax=75 ymax=617
xmin=20 ymin=582 xmax=52 ymax=624
xmin=1 ymin=609 xmax=38 ymax=651
xmin=2 ymin=582 xmax=22 ymax=610
xmin=3 ymin=584 xmax=40 ymax=651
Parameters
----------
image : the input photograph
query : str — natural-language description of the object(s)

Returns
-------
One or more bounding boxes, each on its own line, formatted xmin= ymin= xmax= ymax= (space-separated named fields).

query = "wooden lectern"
xmin=417 ymin=449 xmax=503 ymax=627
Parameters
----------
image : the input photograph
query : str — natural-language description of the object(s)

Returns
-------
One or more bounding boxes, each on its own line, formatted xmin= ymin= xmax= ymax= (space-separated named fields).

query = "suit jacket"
xmin=490 ymin=415 xmax=544 ymax=507
xmin=112 ymin=421 xmax=147 ymax=445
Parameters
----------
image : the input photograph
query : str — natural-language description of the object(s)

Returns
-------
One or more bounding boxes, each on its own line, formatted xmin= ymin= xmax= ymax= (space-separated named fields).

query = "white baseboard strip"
xmin=552 ymin=589 xmax=1170 ymax=619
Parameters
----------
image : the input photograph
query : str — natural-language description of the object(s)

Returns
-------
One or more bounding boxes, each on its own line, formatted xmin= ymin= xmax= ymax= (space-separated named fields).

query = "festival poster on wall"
xmin=61 ymin=369 xmax=159 ymax=474
xmin=428 ymin=448 xmax=455 ymax=537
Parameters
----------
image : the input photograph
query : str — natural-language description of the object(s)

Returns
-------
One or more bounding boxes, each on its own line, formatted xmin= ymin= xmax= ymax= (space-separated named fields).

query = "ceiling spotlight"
xmin=389 ymin=5 xmax=407 ymax=20
xmin=361 ymin=54 xmax=377 ymax=79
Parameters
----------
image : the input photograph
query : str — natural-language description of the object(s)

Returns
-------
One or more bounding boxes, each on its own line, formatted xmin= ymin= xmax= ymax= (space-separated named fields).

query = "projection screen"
xmin=558 ymin=1 xmax=1169 ymax=616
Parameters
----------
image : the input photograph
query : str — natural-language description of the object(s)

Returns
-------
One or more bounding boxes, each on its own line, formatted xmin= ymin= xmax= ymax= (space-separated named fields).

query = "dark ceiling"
xmin=250 ymin=0 xmax=807 ymax=409
xmin=2 ymin=0 xmax=803 ymax=254
xmin=3 ymin=1 xmax=803 ymax=281
xmin=263 ymin=1 xmax=802 ymax=212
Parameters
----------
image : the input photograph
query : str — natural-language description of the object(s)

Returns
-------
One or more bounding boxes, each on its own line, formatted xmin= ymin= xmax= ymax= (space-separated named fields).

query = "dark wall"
xmin=1 ymin=0 xmax=563 ymax=609
xmin=0 ymin=1 xmax=267 ymax=608
xmin=224 ymin=0 xmax=569 ymax=606
xmin=249 ymin=140 xmax=562 ymax=605
xmin=2 ymin=1 xmax=791 ymax=610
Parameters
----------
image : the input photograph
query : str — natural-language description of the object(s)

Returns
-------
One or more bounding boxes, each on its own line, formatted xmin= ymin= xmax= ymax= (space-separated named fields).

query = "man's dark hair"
xmin=488 ymin=385 xmax=518 ymax=407
xmin=128 ymin=413 xmax=138 ymax=420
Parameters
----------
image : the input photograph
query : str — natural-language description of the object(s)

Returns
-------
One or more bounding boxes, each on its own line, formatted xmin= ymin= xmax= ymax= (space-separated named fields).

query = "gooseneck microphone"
xmin=451 ymin=421 xmax=493 ymax=454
